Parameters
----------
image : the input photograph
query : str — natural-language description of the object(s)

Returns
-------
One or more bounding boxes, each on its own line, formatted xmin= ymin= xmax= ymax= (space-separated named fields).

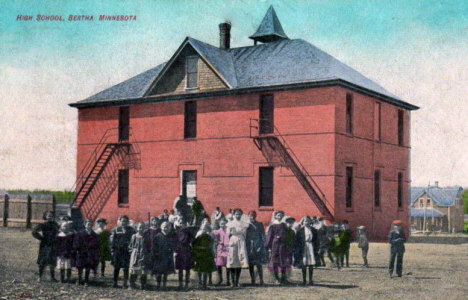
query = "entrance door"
xmin=259 ymin=94 xmax=274 ymax=134
xmin=119 ymin=107 xmax=130 ymax=141
xmin=181 ymin=171 xmax=197 ymax=200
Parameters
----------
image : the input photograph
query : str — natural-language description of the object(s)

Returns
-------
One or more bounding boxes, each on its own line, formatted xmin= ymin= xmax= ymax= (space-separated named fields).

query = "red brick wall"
xmin=76 ymin=86 xmax=411 ymax=239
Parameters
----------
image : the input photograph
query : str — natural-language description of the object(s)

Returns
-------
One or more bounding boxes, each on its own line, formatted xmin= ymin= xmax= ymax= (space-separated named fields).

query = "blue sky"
xmin=1 ymin=0 xmax=468 ymax=189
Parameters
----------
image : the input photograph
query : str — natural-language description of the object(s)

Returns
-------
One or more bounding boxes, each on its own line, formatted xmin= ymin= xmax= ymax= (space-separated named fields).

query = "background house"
xmin=410 ymin=183 xmax=464 ymax=233
xmin=69 ymin=6 xmax=418 ymax=239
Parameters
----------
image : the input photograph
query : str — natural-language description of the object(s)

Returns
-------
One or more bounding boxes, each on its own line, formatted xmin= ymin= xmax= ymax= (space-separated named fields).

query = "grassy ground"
xmin=1 ymin=227 xmax=468 ymax=300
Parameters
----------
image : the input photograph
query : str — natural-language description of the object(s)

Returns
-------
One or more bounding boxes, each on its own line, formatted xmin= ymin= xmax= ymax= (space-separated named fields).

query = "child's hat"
xmin=96 ymin=218 xmax=108 ymax=224
xmin=357 ymin=225 xmax=365 ymax=230
xmin=392 ymin=220 xmax=403 ymax=225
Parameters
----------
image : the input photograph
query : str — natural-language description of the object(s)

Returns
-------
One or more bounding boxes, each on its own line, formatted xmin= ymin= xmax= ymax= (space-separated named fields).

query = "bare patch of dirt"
xmin=1 ymin=227 xmax=467 ymax=300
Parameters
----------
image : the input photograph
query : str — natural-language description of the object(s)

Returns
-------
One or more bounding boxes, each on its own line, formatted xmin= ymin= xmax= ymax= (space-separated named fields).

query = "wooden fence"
xmin=0 ymin=193 xmax=55 ymax=228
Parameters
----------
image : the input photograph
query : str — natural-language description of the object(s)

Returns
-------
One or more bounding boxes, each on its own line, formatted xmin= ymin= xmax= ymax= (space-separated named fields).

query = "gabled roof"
xmin=410 ymin=186 xmax=463 ymax=206
xmin=72 ymin=37 xmax=419 ymax=110
xmin=249 ymin=6 xmax=288 ymax=43
xmin=81 ymin=63 xmax=166 ymax=103
xmin=410 ymin=207 xmax=444 ymax=218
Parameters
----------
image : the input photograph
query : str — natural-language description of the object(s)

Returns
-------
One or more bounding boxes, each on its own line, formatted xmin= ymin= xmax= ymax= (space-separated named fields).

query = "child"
xmin=283 ymin=217 xmax=296 ymax=285
xmin=266 ymin=211 xmax=289 ymax=285
xmin=32 ymin=211 xmax=60 ymax=282
xmin=110 ymin=215 xmax=135 ymax=288
xmin=246 ymin=211 xmax=267 ymax=286
xmin=95 ymin=218 xmax=111 ymax=277
xmin=74 ymin=220 xmax=100 ymax=286
xmin=388 ymin=220 xmax=406 ymax=278
xmin=152 ymin=221 xmax=175 ymax=290
xmin=129 ymin=223 xmax=149 ymax=290
xmin=356 ymin=226 xmax=369 ymax=268
xmin=192 ymin=222 xmax=216 ymax=290
xmin=317 ymin=218 xmax=334 ymax=267
xmin=340 ymin=220 xmax=352 ymax=268
xmin=227 ymin=208 xmax=249 ymax=287
xmin=56 ymin=222 xmax=74 ymax=283
xmin=213 ymin=218 xmax=230 ymax=286
xmin=174 ymin=219 xmax=194 ymax=290
xmin=329 ymin=223 xmax=344 ymax=270
xmin=294 ymin=216 xmax=319 ymax=285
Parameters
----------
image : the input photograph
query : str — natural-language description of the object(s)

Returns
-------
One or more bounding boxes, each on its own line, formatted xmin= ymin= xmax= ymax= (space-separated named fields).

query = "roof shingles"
xmin=74 ymin=37 xmax=415 ymax=109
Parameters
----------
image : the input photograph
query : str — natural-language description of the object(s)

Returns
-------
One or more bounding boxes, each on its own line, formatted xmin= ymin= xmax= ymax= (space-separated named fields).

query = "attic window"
xmin=186 ymin=56 xmax=199 ymax=89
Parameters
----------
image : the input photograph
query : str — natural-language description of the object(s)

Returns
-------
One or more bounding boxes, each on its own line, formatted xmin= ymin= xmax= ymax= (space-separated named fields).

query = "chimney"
xmin=219 ymin=22 xmax=231 ymax=49
xmin=434 ymin=181 xmax=439 ymax=188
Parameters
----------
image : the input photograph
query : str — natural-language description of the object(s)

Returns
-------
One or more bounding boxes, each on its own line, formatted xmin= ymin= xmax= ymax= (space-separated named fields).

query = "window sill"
xmin=345 ymin=208 xmax=354 ymax=212
xmin=118 ymin=204 xmax=129 ymax=208
xmin=398 ymin=208 xmax=404 ymax=212
xmin=373 ymin=207 xmax=382 ymax=212
xmin=183 ymin=137 xmax=197 ymax=141
xmin=185 ymin=87 xmax=199 ymax=92
xmin=259 ymin=207 xmax=274 ymax=211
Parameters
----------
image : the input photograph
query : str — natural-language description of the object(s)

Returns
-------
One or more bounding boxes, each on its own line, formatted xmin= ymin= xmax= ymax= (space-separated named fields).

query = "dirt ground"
xmin=1 ymin=227 xmax=467 ymax=300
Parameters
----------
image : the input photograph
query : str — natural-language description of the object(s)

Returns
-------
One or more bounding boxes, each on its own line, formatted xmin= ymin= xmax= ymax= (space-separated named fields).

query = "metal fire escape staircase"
xmin=249 ymin=119 xmax=334 ymax=221
xmin=70 ymin=128 xmax=141 ymax=225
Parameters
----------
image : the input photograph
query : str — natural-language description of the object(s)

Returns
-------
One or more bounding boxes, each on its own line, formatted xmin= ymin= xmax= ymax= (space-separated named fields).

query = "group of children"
xmin=32 ymin=208 xmax=372 ymax=290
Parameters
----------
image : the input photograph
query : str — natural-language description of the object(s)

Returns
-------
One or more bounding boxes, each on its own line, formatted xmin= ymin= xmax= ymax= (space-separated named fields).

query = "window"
xmin=259 ymin=94 xmax=274 ymax=134
xmin=184 ymin=101 xmax=197 ymax=138
xmin=397 ymin=172 xmax=403 ymax=208
xmin=346 ymin=93 xmax=353 ymax=134
xmin=119 ymin=106 xmax=130 ymax=141
xmin=398 ymin=110 xmax=404 ymax=146
xmin=118 ymin=169 xmax=129 ymax=206
xmin=181 ymin=171 xmax=197 ymax=199
xmin=374 ymin=102 xmax=381 ymax=141
xmin=419 ymin=199 xmax=423 ymax=208
xmin=186 ymin=56 xmax=198 ymax=89
xmin=346 ymin=167 xmax=353 ymax=208
xmin=426 ymin=199 xmax=431 ymax=207
xmin=259 ymin=167 xmax=274 ymax=206
xmin=374 ymin=170 xmax=381 ymax=208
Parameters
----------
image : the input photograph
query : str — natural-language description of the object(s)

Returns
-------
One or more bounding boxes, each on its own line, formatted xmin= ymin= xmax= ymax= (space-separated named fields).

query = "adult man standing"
xmin=388 ymin=220 xmax=406 ymax=278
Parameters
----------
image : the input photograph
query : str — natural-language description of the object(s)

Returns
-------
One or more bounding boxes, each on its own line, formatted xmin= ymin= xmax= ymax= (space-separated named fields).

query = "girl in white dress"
xmin=226 ymin=209 xmax=249 ymax=287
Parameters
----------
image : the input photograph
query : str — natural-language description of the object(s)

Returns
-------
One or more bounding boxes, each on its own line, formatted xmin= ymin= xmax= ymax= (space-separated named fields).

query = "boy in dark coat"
xmin=192 ymin=223 xmax=216 ymax=290
xmin=32 ymin=211 xmax=60 ymax=282
xmin=110 ymin=215 xmax=135 ymax=288
xmin=174 ymin=219 xmax=194 ymax=290
xmin=246 ymin=211 xmax=267 ymax=286
xmin=266 ymin=211 xmax=290 ymax=285
xmin=340 ymin=220 xmax=352 ymax=268
xmin=388 ymin=220 xmax=406 ymax=278
xmin=74 ymin=220 xmax=100 ymax=286
xmin=152 ymin=221 xmax=175 ymax=290
xmin=95 ymin=218 xmax=111 ymax=277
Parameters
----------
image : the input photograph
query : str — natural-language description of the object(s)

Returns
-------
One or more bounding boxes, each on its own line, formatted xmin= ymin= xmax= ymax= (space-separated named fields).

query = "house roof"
xmin=249 ymin=5 xmax=289 ymax=43
xmin=80 ymin=63 xmax=166 ymax=104
xmin=410 ymin=186 xmax=463 ymax=206
xmin=71 ymin=8 xmax=419 ymax=110
xmin=410 ymin=207 xmax=445 ymax=218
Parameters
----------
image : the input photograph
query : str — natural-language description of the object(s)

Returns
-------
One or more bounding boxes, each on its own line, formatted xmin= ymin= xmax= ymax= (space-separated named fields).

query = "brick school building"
xmin=69 ymin=6 xmax=418 ymax=239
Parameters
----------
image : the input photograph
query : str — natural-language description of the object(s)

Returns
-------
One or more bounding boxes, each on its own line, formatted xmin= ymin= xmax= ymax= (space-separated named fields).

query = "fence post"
xmin=3 ymin=194 xmax=9 ymax=227
xmin=52 ymin=195 xmax=56 ymax=220
xmin=26 ymin=195 xmax=32 ymax=229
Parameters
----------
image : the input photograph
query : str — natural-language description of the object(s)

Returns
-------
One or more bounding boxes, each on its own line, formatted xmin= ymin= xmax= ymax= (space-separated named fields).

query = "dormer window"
xmin=186 ymin=56 xmax=198 ymax=89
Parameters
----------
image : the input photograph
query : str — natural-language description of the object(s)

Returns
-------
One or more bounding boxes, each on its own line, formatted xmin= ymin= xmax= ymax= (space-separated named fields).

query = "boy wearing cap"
xmin=356 ymin=226 xmax=369 ymax=268
xmin=388 ymin=220 xmax=406 ymax=278
xmin=95 ymin=218 xmax=111 ymax=277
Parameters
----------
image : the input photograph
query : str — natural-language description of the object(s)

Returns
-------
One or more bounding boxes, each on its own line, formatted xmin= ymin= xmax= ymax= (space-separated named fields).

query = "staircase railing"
xmin=249 ymin=118 xmax=334 ymax=217
xmin=70 ymin=127 xmax=141 ymax=209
